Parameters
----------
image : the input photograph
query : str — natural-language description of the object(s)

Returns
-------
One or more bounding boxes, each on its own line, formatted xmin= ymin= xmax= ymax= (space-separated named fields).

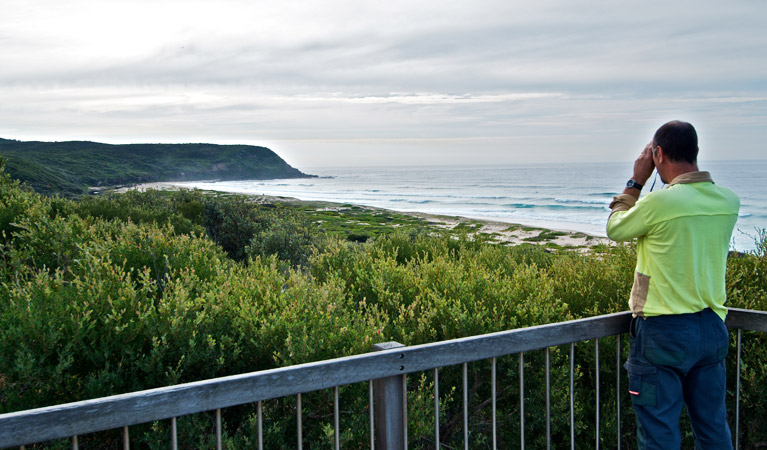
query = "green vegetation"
xmin=522 ymin=229 xmax=567 ymax=242
xmin=451 ymin=220 xmax=484 ymax=233
xmin=294 ymin=204 xmax=430 ymax=243
xmin=1 ymin=161 xmax=765 ymax=448
xmin=0 ymin=138 xmax=311 ymax=197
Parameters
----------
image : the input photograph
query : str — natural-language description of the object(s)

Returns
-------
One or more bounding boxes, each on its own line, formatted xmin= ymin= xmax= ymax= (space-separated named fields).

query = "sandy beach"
xmin=407 ymin=212 xmax=610 ymax=248
xmin=121 ymin=181 xmax=611 ymax=249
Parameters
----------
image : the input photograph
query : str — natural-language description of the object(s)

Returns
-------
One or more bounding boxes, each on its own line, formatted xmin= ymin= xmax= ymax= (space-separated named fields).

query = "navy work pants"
xmin=625 ymin=308 xmax=733 ymax=449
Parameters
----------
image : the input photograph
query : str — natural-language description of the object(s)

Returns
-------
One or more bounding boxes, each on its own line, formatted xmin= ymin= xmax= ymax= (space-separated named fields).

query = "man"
xmin=607 ymin=121 xmax=740 ymax=449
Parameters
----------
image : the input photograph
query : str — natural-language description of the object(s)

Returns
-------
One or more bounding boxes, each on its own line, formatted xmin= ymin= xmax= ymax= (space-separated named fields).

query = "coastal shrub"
xmin=202 ymin=195 xmax=273 ymax=261
xmin=74 ymin=189 xmax=205 ymax=236
xmin=0 ymin=160 xmax=50 ymax=242
xmin=0 ymin=258 xmax=153 ymax=411
xmin=548 ymin=243 xmax=635 ymax=315
xmin=103 ymin=222 xmax=230 ymax=291
xmin=246 ymin=209 xmax=326 ymax=269
xmin=724 ymin=231 xmax=767 ymax=445
xmin=727 ymin=230 xmax=767 ymax=311
xmin=9 ymin=214 xmax=93 ymax=276
xmin=1 ymin=163 xmax=765 ymax=448
xmin=307 ymin=229 xmax=585 ymax=446
xmin=77 ymin=190 xmax=328 ymax=268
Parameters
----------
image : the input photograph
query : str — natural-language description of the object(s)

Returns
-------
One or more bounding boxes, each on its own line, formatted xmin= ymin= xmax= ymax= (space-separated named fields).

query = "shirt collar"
xmin=668 ymin=171 xmax=714 ymax=186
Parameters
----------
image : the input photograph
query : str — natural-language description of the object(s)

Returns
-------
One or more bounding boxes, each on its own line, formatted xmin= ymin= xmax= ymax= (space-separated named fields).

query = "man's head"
xmin=652 ymin=120 xmax=698 ymax=164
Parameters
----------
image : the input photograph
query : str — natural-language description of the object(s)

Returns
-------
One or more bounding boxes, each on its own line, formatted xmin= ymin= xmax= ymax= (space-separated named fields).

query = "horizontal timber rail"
xmin=1 ymin=307 xmax=765 ymax=448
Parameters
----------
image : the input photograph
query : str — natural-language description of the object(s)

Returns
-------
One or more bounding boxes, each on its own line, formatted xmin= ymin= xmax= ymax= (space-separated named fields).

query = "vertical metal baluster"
xmin=171 ymin=417 xmax=178 ymax=450
xmin=519 ymin=352 xmax=525 ymax=449
xmin=434 ymin=368 xmax=440 ymax=449
xmin=216 ymin=409 xmax=222 ymax=450
xmin=124 ymin=425 xmax=130 ymax=450
xmin=570 ymin=343 xmax=575 ymax=450
xmin=463 ymin=362 xmax=469 ymax=450
xmin=736 ymin=329 xmax=742 ymax=450
xmin=334 ymin=386 xmax=340 ymax=450
xmin=297 ymin=394 xmax=303 ymax=450
xmin=546 ymin=348 xmax=551 ymax=450
xmin=403 ymin=373 xmax=408 ymax=450
xmin=596 ymin=338 xmax=600 ymax=450
xmin=617 ymin=334 xmax=622 ymax=450
xmin=257 ymin=401 xmax=263 ymax=450
xmin=72 ymin=436 xmax=78 ymax=450
xmin=369 ymin=381 xmax=375 ymax=450
xmin=492 ymin=358 xmax=497 ymax=450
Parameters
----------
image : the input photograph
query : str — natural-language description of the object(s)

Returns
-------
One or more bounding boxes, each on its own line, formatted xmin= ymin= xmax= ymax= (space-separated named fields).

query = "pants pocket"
xmin=625 ymin=360 xmax=657 ymax=407
xmin=642 ymin=320 xmax=690 ymax=366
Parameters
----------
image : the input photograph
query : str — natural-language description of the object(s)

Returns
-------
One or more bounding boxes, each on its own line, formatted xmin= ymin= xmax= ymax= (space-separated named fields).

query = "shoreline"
xmin=122 ymin=181 xmax=612 ymax=249
xmin=405 ymin=211 xmax=611 ymax=248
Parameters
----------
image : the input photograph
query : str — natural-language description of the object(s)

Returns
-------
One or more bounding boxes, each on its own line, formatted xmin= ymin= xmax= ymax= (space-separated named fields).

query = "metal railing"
xmin=1 ymin=307 xmax=765 ymax=449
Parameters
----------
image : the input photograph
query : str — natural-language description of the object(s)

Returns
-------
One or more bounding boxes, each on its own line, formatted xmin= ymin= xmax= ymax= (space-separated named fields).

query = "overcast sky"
xmin=1 ymin=0 xmax=765 ymax=168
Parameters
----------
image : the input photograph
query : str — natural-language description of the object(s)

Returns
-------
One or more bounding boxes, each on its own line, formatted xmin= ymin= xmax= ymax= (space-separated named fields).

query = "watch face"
xmin=626 ymin=180 xmax=639 ymax=189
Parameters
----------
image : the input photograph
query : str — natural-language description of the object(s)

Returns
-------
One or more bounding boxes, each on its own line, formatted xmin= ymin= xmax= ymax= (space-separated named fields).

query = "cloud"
xmin=1 ymin=0 xmax=766 ymax=166
xmin=291 ymin=92 xmax=565 ymax=105
xmin=4 ymin=0 xmax=764 ymax=89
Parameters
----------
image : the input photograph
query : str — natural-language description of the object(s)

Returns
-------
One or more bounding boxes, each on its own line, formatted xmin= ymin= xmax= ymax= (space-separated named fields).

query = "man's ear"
xmin=654 ymin=146 xmax=664 ymax=163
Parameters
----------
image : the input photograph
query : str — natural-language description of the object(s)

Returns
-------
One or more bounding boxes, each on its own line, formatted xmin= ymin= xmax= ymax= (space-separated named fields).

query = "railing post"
xmin=373 ymin=342 xmax=406 ymax=450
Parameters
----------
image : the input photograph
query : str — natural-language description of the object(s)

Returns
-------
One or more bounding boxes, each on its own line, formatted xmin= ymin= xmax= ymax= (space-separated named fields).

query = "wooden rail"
xmin=1 ymin=308 xmax=764 ymax=448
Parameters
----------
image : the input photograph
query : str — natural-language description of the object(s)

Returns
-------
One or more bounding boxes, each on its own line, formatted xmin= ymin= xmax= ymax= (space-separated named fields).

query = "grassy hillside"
xmin=0 ymin=137 xmax=312 ymax=197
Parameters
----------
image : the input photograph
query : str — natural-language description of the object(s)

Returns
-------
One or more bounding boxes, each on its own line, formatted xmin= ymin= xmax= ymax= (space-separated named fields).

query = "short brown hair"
xmin=653 ymin=120 xmax=698 ymax=164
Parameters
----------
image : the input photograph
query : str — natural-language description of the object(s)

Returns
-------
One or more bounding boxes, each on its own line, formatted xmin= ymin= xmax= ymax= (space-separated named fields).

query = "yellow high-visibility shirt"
xmin=607 ymin=171 xmax=740 ymax=320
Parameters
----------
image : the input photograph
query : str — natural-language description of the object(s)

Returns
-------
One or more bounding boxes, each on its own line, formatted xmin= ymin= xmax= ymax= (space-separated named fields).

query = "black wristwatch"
xmin=626 ymin=179 xmax=643 ymax=190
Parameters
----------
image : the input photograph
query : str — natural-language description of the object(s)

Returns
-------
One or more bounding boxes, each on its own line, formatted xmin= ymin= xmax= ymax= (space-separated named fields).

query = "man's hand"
xmin=633 ymin=142 xmax=655 ymax=185
xmin=621 ymin=142 xmax=655 ymax=199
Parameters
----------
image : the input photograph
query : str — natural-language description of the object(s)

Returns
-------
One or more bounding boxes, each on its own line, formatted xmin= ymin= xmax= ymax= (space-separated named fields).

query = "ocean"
xmin=169 ymin=160 xmax=766 ymax=252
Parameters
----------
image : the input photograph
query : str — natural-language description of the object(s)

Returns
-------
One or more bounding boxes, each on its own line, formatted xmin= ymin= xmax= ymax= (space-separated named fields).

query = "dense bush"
xmin=74 ymin=189 xmax=326 ymax=268
xmin=246 ymin=208 xmax=325 ymax=269
xmin=0 ymin=163 xmax=765 ymax=448
xmin=75 ymin=189 xmax=205 ymax=236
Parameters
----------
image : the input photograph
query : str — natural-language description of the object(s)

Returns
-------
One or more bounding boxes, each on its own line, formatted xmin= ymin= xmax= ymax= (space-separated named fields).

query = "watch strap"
xmin=626 ymin=179 xmax=643 ymax=190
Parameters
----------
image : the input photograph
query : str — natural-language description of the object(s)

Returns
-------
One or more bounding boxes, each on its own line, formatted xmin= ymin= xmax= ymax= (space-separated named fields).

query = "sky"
xmin=1 ymin=0 xmax=765 ymax=169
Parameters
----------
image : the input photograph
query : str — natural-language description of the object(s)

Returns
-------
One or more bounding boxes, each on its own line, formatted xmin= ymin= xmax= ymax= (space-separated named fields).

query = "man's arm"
xmin=606 ymin=143 xmax=655 ymax=241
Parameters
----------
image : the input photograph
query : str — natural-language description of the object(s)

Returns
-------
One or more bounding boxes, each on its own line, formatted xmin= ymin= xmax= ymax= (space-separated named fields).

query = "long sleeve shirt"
xmin=607 ymin=171 xmax=740 ymax=320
